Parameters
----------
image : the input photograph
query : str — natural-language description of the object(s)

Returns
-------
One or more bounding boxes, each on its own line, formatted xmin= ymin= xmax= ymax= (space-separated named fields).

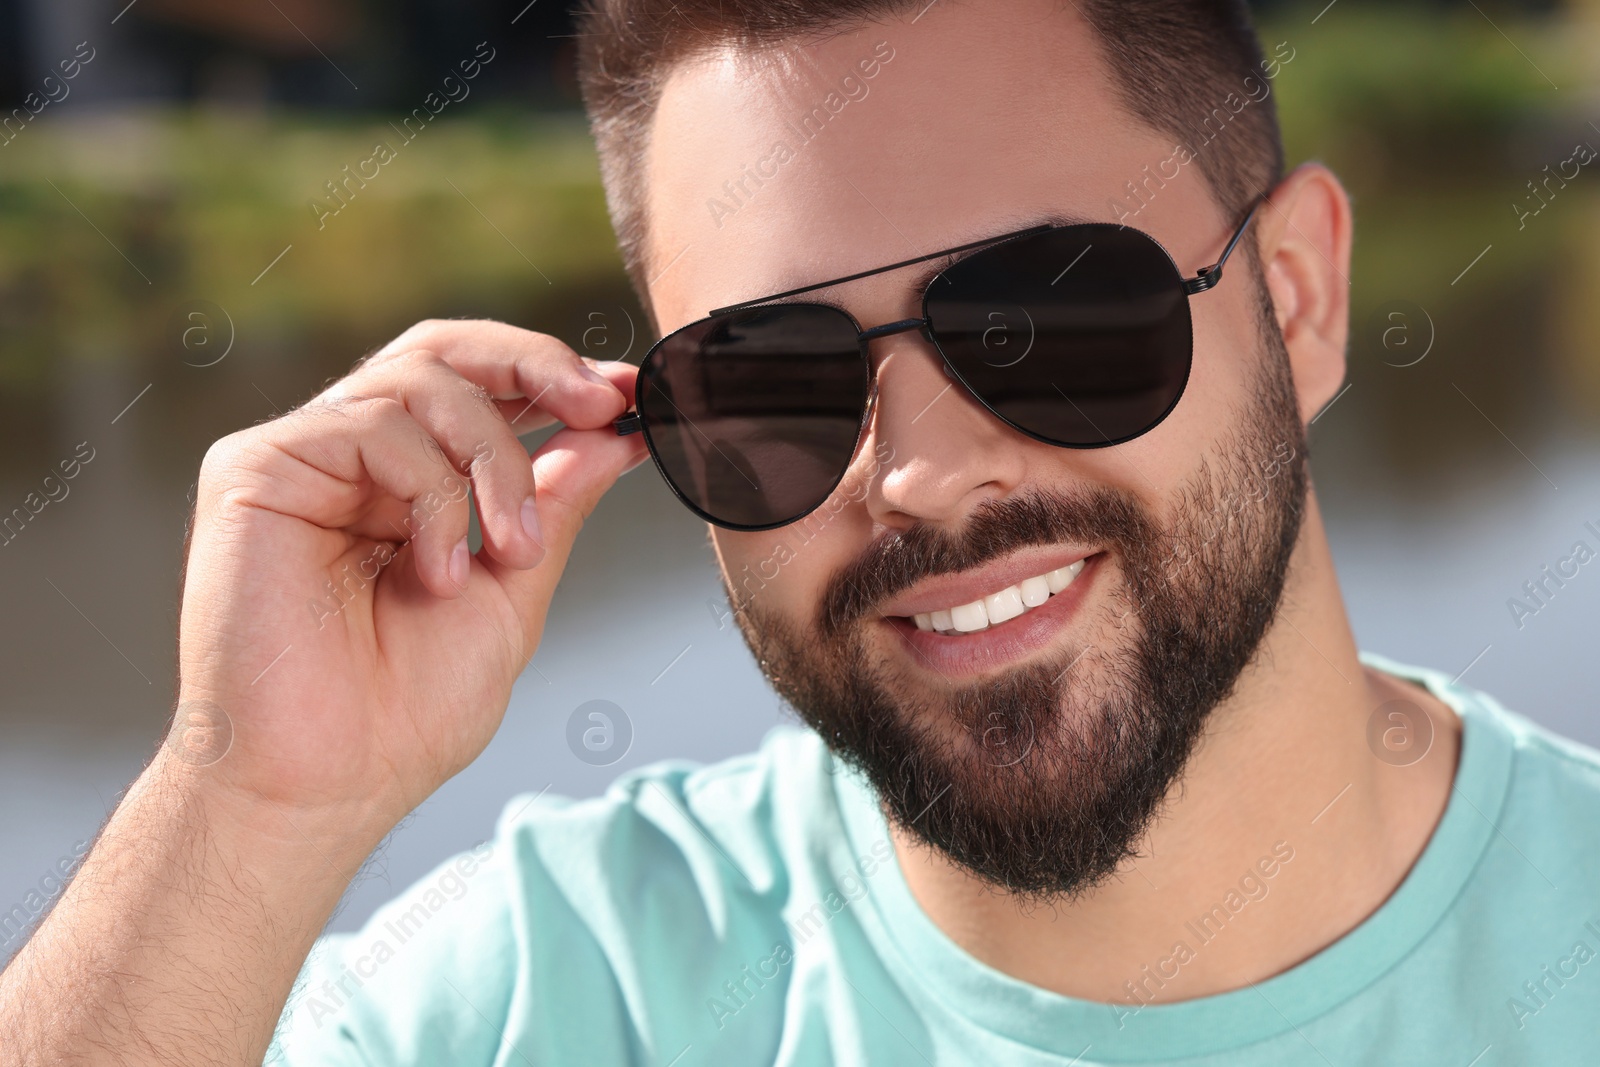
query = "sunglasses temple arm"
xmin=614 ymin=412 xmax=643 ymax=435
xmin=1181 ymin=198 xmax=1263 ymax=296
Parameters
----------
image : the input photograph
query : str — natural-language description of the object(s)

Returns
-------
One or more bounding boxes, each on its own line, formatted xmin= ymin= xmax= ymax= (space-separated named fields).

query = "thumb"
xmin=479 ymin=422 xmax=649 ymax=646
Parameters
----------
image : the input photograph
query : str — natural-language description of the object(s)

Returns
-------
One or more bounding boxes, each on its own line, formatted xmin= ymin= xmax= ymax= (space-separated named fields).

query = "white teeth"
xmin=912 ymin=559 xmax=1088 ymax=636
xmin=1045 ymin=560 xmax=1085 ymax=594
xmin=950 ymin=601 xmax=990 ymax=633
xmin=984 ymin=586 xmax=1025 ymax=625
xmin=1018 ymin=575 xmax=1051 ymax=608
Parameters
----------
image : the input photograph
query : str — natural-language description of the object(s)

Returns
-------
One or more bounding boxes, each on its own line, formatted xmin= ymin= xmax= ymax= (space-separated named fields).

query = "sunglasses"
xmin=613 ymin=200 xmax=1262 ymax=531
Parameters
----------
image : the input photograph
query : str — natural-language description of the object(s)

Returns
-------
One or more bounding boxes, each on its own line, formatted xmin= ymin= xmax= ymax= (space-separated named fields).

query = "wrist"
xmin=0 ymin=737 xmax=377 ymax=1065
xmin=160 ymin=694 xmax=412 ymax=862
xmin=144 ymin=741 xmax=394 ymax=893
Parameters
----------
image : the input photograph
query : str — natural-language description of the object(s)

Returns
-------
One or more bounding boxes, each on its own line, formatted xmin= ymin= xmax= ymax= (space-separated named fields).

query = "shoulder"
xmin=478 ymin=722 xmax=856 ymax=973
xmin=1489 ymin=699 xmax=1600 ymax=811
xmin=496 ymin=722 xmax=840 ymax=897
xmin=270 ymin=725 xmax=841 ymax=1065
xmin=1423 ymin=658 xmax=1600 ymax=875
xmin=1364 ymin=650 xmax=1600 ymax=809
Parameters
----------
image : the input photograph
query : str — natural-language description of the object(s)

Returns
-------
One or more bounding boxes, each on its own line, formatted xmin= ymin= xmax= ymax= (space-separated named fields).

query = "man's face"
xmin=642 ymin=0 xmax=1317 ymax=899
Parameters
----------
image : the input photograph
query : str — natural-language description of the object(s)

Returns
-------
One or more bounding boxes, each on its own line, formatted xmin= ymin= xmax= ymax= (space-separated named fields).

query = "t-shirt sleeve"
xmin=266 ymin=835 xmax=526 ymax=1066
xmin=266 ymin=748 xmax=799 ymax=1067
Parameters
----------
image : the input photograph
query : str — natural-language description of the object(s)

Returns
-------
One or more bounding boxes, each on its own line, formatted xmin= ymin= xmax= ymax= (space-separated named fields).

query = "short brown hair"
xmin=575 ymin=0 xmax=1285 ymax=324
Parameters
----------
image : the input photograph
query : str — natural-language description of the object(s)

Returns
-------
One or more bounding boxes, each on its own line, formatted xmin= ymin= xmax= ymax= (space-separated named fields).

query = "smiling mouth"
xmin=902 ymin=559 xmax=1086 ymax=636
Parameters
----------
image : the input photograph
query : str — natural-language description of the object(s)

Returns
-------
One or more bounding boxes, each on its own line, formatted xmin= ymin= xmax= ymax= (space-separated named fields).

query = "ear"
xmin=1257 ymin=163 xmax=1353 ymax=424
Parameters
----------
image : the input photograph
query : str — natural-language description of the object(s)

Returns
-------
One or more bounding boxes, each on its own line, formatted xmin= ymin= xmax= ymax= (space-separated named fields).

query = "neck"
xmin=888 ymin=490 xmax=1462 ymax=1006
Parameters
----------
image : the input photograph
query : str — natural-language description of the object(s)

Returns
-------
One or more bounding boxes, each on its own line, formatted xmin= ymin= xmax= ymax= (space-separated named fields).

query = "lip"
xmin=880 ymin=553 xmax=1103 ymax=677
xmin=877 ymin=545 xmax=1099 ymax=619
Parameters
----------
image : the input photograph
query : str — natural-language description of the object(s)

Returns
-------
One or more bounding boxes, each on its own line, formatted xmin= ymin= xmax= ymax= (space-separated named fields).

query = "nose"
xmin=853 ymin=328 xmax=1029 ymax=531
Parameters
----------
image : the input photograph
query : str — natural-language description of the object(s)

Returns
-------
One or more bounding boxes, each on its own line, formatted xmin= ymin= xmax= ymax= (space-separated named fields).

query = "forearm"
xmin=0 ymin=748 xmax=380 ymax=1066
xmin=0 ymin=319 xmax=621 ymax=1062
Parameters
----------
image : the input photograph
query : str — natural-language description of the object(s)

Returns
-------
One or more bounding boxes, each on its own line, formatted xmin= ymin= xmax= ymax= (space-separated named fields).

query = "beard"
xmin=729 ymin=290 xmax=1310 ymax=905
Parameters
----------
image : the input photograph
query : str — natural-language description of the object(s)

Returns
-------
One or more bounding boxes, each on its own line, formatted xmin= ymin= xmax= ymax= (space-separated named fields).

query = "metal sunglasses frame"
xmin=611 ymin=199 xmax=1263 ymax=530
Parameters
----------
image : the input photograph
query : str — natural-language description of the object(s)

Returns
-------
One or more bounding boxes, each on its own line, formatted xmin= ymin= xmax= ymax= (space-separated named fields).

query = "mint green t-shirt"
xmin=270 ymin=654 xmax=1600 ymax=1065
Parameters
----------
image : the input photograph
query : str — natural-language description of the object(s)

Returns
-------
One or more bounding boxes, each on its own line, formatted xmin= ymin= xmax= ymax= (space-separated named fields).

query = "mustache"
xmin=817 ymin=486 xmax=1158 ymax=638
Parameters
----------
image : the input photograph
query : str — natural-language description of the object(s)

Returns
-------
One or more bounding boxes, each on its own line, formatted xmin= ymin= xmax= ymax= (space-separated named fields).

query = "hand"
xmin=174 ymin=319 xmax=647 ymax=839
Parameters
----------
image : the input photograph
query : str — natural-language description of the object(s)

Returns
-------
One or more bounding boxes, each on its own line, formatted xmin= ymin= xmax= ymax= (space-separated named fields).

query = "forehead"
xmin=641 ymin=0 xmax=1206 ymax=331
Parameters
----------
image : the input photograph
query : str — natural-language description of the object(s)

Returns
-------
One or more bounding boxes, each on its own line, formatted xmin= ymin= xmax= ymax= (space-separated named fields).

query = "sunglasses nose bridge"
xmin=858 ymin=316 xmax=929 ymax=344
xmin=859 ymin=313 xmax=946 ymax=380
xmin=857 ymin=315 xmax=945 ymax=410
xmin=851 ymin=315 xmax=933 ymax=471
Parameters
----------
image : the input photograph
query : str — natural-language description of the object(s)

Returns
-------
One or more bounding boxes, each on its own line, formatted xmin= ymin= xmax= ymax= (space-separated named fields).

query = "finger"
xmin=587 ymin=358 xmax=640 ymax=408
xmin=370 ymin=320 xmax=626 ymax=432
xmin=493 ymin=358 xmax=638 ymax=434
xmin=211 ymin=396 xmax=473 ymax=599
xmin=494 ymin=396 xmax=558 ymax=434
xmin=375 ymin=352 xmax=546 ymax=570
xmin=478 ymin=423 xmax=650 ymax=645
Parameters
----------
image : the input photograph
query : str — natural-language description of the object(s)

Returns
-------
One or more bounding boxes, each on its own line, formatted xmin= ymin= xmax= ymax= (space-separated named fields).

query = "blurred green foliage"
xmin=0 ymin=110 xmax=630 ymax=392
xmin=1262 ymin=3 xmax=1600 ymax=472
xmin=1266 ymin=4 xmax=1579 ymax=174
xmin=0 ymin=2 xmax=1595 ymax=481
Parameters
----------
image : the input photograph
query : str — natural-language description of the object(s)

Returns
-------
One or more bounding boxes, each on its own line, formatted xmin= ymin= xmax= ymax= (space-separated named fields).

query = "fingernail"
xmin=450 ymin=537 xmax=470 ymax=587
xmin=521 ymin=496 xmax=543 ymax=547
xmin=578 ymin=363 xmax=610 ymax=387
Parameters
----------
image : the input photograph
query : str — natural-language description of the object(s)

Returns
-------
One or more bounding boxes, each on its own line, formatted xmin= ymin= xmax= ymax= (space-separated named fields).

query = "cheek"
xmin=712 ymin=521 xmax=859 ymax=621
xmin=714 ymin=530 xmax=802 ymax=613
xmin=1122 ymin=294 xmax=1261 ymax=492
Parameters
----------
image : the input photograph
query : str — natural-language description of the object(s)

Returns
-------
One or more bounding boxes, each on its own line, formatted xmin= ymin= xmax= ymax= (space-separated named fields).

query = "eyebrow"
xmin=707 ymin=212 xmax=1097 ymax=317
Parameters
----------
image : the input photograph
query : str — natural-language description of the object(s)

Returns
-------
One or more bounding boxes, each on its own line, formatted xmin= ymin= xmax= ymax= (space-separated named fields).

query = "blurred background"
xmin=2 ymin=0 xmax=1598 ymax=945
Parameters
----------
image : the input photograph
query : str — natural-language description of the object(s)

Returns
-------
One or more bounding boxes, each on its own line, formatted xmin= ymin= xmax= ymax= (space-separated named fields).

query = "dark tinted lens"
xmin=924 ymin=225 xmax=1193 ymax=446
xmin=637 ymin=304 xmax=870 ymax=530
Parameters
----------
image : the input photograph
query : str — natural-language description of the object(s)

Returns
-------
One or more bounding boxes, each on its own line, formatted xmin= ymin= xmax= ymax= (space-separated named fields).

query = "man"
xmin=4 ymin=0 xmax=1599 ymax=1063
